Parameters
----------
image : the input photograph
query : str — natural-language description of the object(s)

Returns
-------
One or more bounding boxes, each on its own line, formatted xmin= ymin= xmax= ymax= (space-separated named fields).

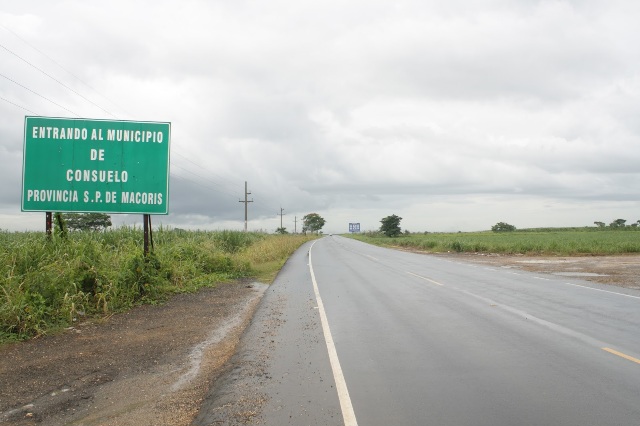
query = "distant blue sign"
xmin=349 ymin=223 xmax=360 ymax=233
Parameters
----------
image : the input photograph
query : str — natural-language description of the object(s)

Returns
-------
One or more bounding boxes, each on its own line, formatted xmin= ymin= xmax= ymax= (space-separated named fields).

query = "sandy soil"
xmin=2 ymin=253 xmax=638 ymax=425
xmin=0 ymin=281 xmax=267 ymax=426
xmin=434 ymin=253 xmax=640 ymax=290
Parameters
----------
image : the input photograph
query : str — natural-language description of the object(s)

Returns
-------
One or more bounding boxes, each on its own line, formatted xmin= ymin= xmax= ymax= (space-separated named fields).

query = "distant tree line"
xmin=594 ymin=219 xmax=640 ymax=228
xmin=489 ymin=219 xmax=640 ymax=233
xmin=347 ymin=216 xmax=640 ymax=236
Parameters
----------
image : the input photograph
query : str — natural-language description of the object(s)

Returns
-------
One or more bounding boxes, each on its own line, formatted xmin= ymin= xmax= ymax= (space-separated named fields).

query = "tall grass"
xmin=349 ymin=229 xmax=640 ymax=256
xmin=0 ymin=228 xmax=315 ymax=343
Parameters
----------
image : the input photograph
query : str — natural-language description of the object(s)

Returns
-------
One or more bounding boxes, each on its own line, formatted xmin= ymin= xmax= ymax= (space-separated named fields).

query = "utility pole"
xmin=278 ymin=207 xmax=285 ymax=230
xmin=238 ymin=181 xmax=253 ymax=232
xmin=294 ymin=216 xmax=297 ymax=234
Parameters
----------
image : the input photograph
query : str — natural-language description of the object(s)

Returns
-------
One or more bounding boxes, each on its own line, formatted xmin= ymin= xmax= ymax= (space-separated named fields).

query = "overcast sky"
xmin=2 ymin=0 xmax=640 ymax=234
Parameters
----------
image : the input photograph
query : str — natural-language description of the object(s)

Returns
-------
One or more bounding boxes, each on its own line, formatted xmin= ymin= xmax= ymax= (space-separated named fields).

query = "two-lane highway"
xmin=196 ymin=235 xmax=640 ymax=425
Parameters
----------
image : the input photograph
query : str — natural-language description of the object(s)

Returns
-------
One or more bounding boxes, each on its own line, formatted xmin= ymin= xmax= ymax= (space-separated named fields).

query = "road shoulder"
xmin=0 ymin=281 xmax=266 ymax=426
xmin=192 ymin=240 xmax=342 ymax=426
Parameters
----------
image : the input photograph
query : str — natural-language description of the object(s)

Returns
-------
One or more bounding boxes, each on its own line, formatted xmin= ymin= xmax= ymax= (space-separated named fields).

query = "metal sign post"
xmin=143 ymin=214 xmax=153 ymax=256
xmin=46 ymin=211 xmax=52 ymax=238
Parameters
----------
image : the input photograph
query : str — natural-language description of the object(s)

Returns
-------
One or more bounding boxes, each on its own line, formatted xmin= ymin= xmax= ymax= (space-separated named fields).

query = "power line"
xmin=170 ymin=169 xmax=239 ymax=201
xmin=170 ymin=167 xmax=279 ymax=220
xmin=0 ymin=43 xmax=117 ymax=118
xmin=0 ymin=23 xmax=131 ymax=118
xmin=250 ymin=194 xmax=280 ymax=216
xmin=1 ymin=27 xmax=239 ymax=196
xmin=170 ymin=162 xmax=280 ymax=219
xmin=170 ymin=173 xmax=239 ymax=202
xmin=0 ymin=71 xmax=276 ymax=222
xmin=170 ymin=161 xmax=240 ymax=199
xmin=172 ymin=151 xmax=243 ymax=189
xmin=0 ymin=25 xmax=282 ymax=228
xmin=0 ymin=71 xmax=79 ymax=116
xmin=0 ymin=95 xmax=39 ymax=114
xmin=245 ymin=190 xmax=283 ymax=219
xmin=171 ymin=173 xmax=279 ymax=226
xmin=172 ymin=154 xmax=242 ymax=191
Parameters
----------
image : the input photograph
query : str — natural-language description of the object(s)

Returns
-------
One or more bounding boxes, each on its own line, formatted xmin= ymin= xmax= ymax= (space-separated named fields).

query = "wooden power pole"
xmin=239 ymin=181 xmax=253 ymax=232
xmin=278 ymin=207 xmax=285 ymax=230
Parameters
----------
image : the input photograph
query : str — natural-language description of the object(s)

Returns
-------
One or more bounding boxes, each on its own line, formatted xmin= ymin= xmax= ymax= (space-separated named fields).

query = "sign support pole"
xmin=46 ymin=212 xmax=52 ymax=239
xmin=143 ymin=214 xmax=150 ymax=256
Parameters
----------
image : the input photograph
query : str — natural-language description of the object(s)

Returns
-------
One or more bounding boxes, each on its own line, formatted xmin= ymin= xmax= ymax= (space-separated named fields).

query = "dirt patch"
xmin=0 ymin=281 xmax=267 ymax=426
xmin=433 ymin=253 xmax=640 ymax=290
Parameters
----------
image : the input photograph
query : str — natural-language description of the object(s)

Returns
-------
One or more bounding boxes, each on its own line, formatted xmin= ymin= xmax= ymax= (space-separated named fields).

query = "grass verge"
xmin=0 ymin=228 xmax=315 ymax=343
xmin=347 ymin=228 xmax=640 ymax=256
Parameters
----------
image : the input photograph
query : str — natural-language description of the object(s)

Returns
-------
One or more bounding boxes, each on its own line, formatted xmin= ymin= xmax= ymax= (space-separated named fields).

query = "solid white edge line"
xmin=565 ymin=282 xmax=640 ymax=300
xmin=308 ymin=241 xmax=359 ymax=426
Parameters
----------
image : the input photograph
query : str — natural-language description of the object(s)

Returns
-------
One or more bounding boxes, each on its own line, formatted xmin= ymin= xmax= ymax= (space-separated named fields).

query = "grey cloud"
xmin=2 ymin=0 xmax=640 ymax=232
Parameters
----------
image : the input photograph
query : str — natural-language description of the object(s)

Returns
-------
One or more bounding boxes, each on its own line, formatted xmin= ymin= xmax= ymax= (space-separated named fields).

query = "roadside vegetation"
xmin=348 ymin=227 xmax=640 ymax=256
xmin=0 ymin=228 xmax=315 ymax=343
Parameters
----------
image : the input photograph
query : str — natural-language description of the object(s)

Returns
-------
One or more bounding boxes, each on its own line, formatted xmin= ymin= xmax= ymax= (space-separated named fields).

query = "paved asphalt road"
xmin=196 ymin=235 xmax=640 ymax=425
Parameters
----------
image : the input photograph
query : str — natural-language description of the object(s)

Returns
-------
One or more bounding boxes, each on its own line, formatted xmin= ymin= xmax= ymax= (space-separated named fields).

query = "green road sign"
xmin=22 ymin=117 xmax=171 ymax=214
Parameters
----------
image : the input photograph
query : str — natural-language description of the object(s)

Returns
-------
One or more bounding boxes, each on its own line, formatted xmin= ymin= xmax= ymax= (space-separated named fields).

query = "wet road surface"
xmin=195 ymin=236 xmax=640 ymax=425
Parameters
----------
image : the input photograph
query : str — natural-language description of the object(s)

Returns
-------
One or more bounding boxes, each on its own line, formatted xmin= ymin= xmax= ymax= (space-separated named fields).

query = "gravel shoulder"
xmin=0 ymin=281 xmax=267 ymax=426
xmin=433 ymin=252 xmax=640 ymax=290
